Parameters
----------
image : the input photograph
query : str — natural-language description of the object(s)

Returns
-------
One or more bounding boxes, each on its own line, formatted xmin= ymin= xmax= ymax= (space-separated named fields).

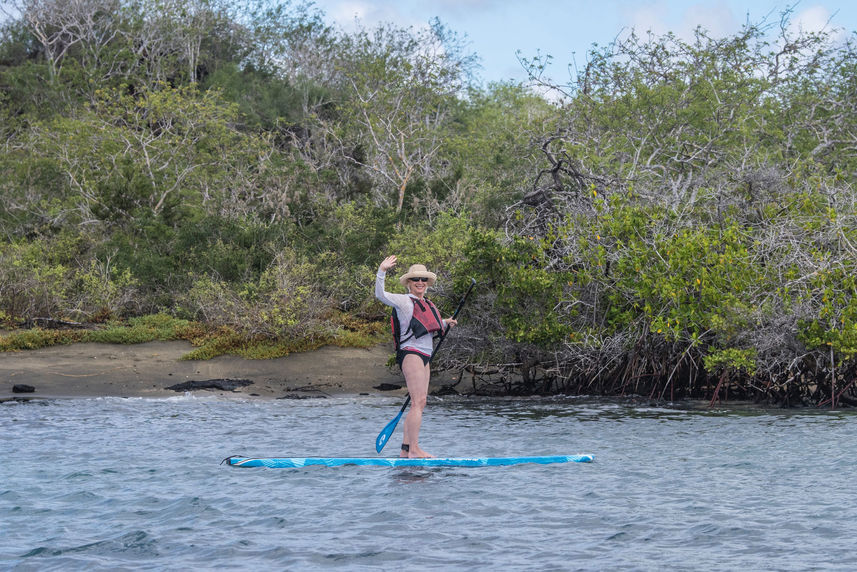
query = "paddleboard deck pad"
xmin=222 ymin=454 xmax=594 ymax=468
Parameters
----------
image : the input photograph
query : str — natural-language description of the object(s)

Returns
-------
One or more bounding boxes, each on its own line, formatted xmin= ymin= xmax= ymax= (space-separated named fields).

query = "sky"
xmin=309 ymin=0 xmax=857 ymax=86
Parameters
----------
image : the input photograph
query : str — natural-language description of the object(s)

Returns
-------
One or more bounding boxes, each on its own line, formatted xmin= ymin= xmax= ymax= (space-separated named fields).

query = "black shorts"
xmin=396 ymin=349 xmax=431 ymax=367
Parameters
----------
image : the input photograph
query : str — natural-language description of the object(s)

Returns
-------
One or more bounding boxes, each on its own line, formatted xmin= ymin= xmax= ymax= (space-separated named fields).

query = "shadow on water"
xmin=389 ymin=466 xmax=477 ymax=484
xmin=391 ymin=467 xmax=437 ymax=483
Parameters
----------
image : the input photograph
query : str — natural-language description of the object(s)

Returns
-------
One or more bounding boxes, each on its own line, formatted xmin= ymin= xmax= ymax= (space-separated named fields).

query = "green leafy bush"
xmin=0 ymin=235 xmax=138 ymax=321
xmin=181 ymin=248 xmax=334 ymax=339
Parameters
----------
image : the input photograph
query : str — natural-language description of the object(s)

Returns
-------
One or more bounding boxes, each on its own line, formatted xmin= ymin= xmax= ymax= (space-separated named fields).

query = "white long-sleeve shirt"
xmin=375 ymin=270 xmax=438 ymax=356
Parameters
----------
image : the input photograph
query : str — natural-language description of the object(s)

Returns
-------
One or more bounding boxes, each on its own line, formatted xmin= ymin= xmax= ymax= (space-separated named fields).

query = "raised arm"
xmin=375 ymin=255 xmax=403 ymax=307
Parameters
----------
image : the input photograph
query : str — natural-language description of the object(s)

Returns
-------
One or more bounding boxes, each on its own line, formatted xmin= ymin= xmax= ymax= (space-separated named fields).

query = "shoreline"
xmin=0 ymin=341 xmax=447 ymax=401
xmin=0 ymin=340 xmax=796 ymax=410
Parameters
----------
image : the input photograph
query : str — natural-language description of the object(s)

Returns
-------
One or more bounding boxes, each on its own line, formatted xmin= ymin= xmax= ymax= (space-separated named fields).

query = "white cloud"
xmin=624 ymin=0 xmax=740 ymax=41
xmin=680 ymin=1 xmax=738 ymax=38
xmin=323 ymin=1 xmax=379 ymax=28
xmin=423 ymin=0 xmax=500 ymax=18
xmin=790 ymin=5 xmax=832 ymax=34
xmin=316 ymin=0 xmax=424 ymax=32
xmin=788 ymin=4 xmax=847 ymax=42
xmin=626 ymin=1 xmax=671 ymax=37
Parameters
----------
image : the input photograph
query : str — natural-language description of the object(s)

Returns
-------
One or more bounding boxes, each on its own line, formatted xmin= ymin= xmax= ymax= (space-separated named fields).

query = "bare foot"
xmin=408 ymin=447 xmax=435 ymax=459
xmin=400 ymin=444 xmax=410 ymax=458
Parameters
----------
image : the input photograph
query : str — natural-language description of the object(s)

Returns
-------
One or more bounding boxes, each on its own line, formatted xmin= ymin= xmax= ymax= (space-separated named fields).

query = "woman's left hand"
xmin=445 ymin=318 xmax=458 ymax=328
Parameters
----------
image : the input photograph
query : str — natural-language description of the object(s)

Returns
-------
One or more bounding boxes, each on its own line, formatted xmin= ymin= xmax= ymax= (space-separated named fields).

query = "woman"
xmin=375 ymin=255 xmax=457 ymax=458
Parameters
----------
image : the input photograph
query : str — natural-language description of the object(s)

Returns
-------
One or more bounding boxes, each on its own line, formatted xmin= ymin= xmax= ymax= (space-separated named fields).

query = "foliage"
xmin=4 ymin=1 xmax=857 ymax=405
xmin=0 ymin=313 xmax=189 ymax=350
xmin=0 ymin=233 xmax=139 ymax=320
xmin=385 ymin=212 xmax=474 ymax=310
xmin=444 ymin=83 xmax=553 ymax=224
xmin=312 ymin=18 xmax=477 ymax=214
xmin=459 ymin=228 xmax=571 ymax=346
xmin=181 ymin=247 xmax=334 ymax=339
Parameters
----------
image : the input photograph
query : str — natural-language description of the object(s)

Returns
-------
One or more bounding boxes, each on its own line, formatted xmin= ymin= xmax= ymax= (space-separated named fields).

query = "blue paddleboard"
xmin=223 ymin=454 xmax=594 ymax=468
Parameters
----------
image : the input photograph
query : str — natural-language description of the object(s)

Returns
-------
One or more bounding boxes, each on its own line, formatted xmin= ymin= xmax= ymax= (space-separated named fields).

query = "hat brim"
xmin=399 ymin=271 xmax=437 ymax=286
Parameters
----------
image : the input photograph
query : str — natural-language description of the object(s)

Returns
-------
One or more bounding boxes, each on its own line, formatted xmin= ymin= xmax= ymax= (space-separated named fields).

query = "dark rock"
xmin=431 ymin=385 xmax=459 ymax=396
xmin=12 ymin=384 xmax=35 ymax=393
xmin=165 ymin=379 xmax=253 ymax=392
xmin=374 ymin=383 xmax=403 ymax=391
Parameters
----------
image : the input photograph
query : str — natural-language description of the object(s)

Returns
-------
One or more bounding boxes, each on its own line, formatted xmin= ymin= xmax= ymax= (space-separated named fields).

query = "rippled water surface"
xmin=3 ymin=395 xmax=857 ymax=571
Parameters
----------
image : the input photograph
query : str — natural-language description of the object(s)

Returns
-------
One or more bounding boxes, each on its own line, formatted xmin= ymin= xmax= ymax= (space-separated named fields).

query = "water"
xmin=3 ymin=395 xmax=857 ymax=571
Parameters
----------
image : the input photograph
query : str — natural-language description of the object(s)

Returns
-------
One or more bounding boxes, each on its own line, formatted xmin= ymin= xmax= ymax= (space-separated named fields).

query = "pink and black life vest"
xmin=390 ymin=297 xmax=444 ymax=350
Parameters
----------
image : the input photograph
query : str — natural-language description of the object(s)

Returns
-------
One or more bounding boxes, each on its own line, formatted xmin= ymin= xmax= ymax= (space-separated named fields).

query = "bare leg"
xmin=400 ymin=353 xmax=433 ymax=458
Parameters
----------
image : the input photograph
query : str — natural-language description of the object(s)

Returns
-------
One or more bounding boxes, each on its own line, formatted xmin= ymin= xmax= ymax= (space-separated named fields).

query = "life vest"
xmin=390 ymin=297 xmax=444 ymax=350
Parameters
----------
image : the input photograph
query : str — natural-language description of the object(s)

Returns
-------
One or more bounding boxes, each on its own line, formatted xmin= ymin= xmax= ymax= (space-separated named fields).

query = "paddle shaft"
xmin=376 ymin=278 xmax=476 ymax=451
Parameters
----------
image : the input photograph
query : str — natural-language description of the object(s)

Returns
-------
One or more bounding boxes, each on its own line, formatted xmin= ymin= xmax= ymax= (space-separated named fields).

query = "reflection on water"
xmin=3 ymin=395 xmax=857 ymax=570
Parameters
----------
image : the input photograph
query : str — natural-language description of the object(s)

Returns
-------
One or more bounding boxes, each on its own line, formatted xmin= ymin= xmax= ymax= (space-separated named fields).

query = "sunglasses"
xmin=409 ymin=277 xmax=430 ymax=282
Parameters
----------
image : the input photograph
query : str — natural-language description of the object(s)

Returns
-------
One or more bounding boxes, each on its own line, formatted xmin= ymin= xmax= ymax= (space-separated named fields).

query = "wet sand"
xmin=0 ymin=342 xmax=443 ymax=400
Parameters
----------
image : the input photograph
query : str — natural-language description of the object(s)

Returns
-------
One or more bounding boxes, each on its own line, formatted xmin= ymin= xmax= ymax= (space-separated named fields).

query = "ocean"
xmin=3 ymin=395 xmax=856 ymax=570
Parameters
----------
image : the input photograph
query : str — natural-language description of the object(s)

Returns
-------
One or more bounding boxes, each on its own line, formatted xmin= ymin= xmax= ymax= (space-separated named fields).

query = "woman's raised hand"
xmin=379 ymin=255 xmax=397 ymax=272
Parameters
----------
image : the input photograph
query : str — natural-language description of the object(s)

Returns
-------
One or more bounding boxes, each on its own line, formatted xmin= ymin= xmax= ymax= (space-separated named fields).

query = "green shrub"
xmin=181 ymin=248 xmax=335 ymax=339
xmin=0 ymin=235 xmax=140 ymax=321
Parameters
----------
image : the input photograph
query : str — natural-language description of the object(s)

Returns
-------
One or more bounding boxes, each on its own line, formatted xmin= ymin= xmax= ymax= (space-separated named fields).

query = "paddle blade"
xmin=375 ymin=410 xmax=404 ymax=453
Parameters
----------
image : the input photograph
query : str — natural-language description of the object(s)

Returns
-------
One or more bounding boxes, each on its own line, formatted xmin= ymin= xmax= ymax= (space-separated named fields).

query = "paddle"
xmin=375 ymin=278 xmax=477 ymax=453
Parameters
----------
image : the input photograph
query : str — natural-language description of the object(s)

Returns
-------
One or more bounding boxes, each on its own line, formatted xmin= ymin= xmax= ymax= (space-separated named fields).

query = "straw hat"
xmin=399 ymin=264 xmax=437 ymax=286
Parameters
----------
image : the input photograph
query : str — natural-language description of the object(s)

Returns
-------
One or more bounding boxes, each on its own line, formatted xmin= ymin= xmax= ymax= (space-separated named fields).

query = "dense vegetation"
xmin=2 ymin=1 xmax=857 ymax=406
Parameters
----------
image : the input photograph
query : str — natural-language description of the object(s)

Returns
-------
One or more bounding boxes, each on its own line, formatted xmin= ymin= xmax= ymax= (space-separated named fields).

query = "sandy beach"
xmin=0 ymin=341 xmax=459 ymax=401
